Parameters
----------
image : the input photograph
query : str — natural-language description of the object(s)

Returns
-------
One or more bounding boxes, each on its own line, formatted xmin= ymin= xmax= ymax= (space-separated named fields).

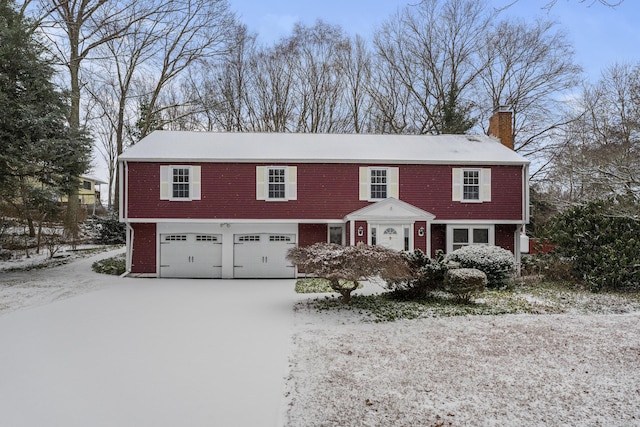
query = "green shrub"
xmin=545 ymin=198 xmax=640 ymax=292
xmin=444 ymin=245 xmax=514 ymax=288
xmin=387 ymin=250 xmax=447 ymax=300
xmin=92 ymin=254 xmax=125 ymax=275
xmin=91 ymin=215 xmax=126 ymax=245
xmin=444 ymin=268 xmax=487 ymax=303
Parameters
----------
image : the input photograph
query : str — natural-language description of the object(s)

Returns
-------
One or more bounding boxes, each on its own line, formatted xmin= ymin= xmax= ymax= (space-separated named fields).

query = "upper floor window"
xmin=452 ymin=168 xmax=491 ymax=202
xmin=256 ymin=166 xmax=297 ymax=201
xmin=82 ymin=180 xmax=92 ymax=190
xmin=359 ymin=166 xmax=399 ymax=201
xmin=370 ymin=169 xmax=388 ymax=199
xmin=268 ymin=167 xmax=286 ymax=199
xmin=172 ymin=167 xmax=190 ymax=198
xmin=160 ymin=165 xmax=201 ymax=201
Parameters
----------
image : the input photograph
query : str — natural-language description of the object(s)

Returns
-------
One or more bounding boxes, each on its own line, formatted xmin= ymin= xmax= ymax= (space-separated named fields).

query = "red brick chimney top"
xmin=488 ymin=106 xmax=514 ymax=150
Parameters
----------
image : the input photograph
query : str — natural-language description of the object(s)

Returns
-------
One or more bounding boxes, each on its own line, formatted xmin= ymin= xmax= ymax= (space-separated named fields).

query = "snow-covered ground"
xmin=1 ymin=252 xmax=639 ymax=426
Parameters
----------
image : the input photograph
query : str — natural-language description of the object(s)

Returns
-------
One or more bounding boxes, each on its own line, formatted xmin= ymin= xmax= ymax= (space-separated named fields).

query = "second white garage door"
xmin=233 ymin=233 xmax=296 ymax=278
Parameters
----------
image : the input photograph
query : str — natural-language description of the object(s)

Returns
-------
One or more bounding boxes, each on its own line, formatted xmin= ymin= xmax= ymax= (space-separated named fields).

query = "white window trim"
xmin=256 ymin=166 xmax=297 ymax=201
xmin=446 ymin=224 xmax=495 ymax=253
xmin=359 ymin=166 xmax=399 ymax=201
xmin=452 ymin=168 xmax=491 ymax=203
xmin=160 ymin=165 xmax=201 ymax=201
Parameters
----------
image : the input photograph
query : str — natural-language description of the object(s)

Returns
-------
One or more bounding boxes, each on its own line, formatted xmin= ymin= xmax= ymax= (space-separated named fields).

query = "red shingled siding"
xmin=495 ymin=224 xmax=517 ymax=253
xmin=431 ymin=224 xmax=446 ymax=257
xmin=131 ymin=223 xmax=156 ymax=274
xmin=125 ymin=162 xmax=524 ymax=221
xmin=299 ymin=223 xmax=327 ymax=247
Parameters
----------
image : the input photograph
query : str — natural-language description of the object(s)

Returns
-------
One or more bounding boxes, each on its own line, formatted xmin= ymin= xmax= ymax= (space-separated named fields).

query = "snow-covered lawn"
xmin=1 ymin=252 xmax=639 ymax=426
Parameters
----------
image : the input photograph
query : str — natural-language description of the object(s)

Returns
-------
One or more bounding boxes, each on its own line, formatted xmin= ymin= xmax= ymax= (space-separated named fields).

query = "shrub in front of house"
xmin=444 ymin=245 xmax=515 ymax=288
xmin=444 ymin=268 xmax=487 ymax=303
xmin=387 ymin=249 xmax=448 ymax=299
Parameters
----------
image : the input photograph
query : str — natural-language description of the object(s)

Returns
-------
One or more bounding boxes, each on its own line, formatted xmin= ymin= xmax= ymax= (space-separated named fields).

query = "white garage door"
xmin=160 ymin=234 xmax=222 ymax=278
xmin=233 ymin=233 xmax=296 ymax=278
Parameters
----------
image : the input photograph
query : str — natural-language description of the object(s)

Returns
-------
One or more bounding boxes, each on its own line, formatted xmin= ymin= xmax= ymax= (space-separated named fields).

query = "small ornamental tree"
xmin=287 ymin=243 xmax=411 ymax=303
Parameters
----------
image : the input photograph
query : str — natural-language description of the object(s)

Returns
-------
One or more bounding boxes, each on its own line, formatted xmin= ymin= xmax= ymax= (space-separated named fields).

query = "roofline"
xmin=118 ymin=157 xmax=529 ymax=166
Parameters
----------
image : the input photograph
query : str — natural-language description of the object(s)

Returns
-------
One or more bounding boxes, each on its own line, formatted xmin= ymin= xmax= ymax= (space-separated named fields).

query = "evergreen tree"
xmin=0 ymin=0 xmax=91 ymax=234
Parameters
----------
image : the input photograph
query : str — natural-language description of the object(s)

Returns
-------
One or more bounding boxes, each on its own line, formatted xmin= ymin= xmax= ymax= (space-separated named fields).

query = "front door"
xmin=377 ymin=225 xmax=406 ymax=251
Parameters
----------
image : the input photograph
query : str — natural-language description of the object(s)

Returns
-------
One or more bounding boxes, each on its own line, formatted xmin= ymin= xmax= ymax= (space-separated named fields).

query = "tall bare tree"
xmin=476 ymin=18 xmax=582 ymax=161
xmin=373 ymin=0 xmax=491 ymax=134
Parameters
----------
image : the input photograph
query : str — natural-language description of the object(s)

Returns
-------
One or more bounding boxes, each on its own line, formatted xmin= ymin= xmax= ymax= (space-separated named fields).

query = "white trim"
xmin=432 ymin=219 xmax=524 ymax=225
xmin=119 ymin=161 xmax=126 ymax=221
xmin=122 ymin=218 xmax=345 ymax=224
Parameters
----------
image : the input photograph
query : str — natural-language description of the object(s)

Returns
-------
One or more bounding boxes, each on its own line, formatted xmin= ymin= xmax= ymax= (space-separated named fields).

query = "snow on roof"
xmin=119 ymin=131 xmax=529 ymax=165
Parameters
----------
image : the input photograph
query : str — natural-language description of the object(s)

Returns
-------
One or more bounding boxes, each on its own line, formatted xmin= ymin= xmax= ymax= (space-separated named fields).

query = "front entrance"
xmin=376 ymin=225 xmax=406 ymax=251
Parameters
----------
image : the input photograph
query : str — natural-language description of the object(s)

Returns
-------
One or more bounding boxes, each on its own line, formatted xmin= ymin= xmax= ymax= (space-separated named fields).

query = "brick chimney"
xmin=489 ymin=106 xmax=514 ymax=150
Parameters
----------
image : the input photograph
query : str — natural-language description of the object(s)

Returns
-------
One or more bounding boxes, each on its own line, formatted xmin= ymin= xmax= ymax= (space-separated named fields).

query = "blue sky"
xmin=229 ymin=0 xmax=640 ymax=82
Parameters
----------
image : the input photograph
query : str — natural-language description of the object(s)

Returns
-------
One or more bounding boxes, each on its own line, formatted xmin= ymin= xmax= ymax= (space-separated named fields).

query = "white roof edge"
xmin=119 ymin=157 xmax=529 ymax=166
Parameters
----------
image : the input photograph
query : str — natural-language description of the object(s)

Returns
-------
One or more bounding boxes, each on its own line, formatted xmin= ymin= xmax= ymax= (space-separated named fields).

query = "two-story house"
xmin=119 ymin=108 xmax=529 ymax=278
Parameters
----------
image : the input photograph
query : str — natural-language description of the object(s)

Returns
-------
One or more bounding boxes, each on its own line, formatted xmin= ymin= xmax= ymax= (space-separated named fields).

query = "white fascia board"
xmin=431 ymin=219 xmax=526 ymax=225
xmin=123 ymin=218 xmax=345 ymax=224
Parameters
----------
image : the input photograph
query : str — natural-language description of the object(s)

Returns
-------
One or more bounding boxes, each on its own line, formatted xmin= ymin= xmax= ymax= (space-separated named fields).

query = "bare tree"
xmin=373 ymin=0 xmax=491 ymax=134
xmin=338 ymin=35 xmax=374 ymax=133
xmin=476 ymin=18 xmax=582 ymax=163
xmin=545 ymin=63 xmax=640 ymax=206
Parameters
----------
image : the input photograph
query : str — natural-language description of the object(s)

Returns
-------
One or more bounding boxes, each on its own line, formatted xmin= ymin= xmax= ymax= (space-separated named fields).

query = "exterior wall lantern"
xmin=418 ymin=226 xmax=425 ymax=237
xmin=357 ymin=226 xmax=364 ymax=236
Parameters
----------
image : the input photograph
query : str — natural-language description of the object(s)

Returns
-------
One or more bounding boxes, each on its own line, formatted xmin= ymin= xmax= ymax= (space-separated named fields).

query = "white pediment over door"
xmin=344 ymin=197 xmax=436 ymax=222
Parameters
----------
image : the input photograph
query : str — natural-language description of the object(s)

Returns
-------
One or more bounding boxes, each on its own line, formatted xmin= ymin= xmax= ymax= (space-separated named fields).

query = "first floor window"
xmin=448 ymin=225 xmax=493 ymax=252
xmin=172 ymin=167 xmax=190 ymax=198
xmin=329 ymin=225 xmax=344 ymax=245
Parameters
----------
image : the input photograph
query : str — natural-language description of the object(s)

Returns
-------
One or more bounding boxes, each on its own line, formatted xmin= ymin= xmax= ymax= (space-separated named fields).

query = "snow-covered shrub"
xmin=287 ymin=243 xmax=411 ymax=303
xmin=444 ymin=268 xmax=487 ymax=303
xmin=444 ymin=245 xmax=514 ymax=288
xmin=387 ymin=249 xmax=447 ymax=299
xmin=92 ymin=254 xmax=126 ymax=275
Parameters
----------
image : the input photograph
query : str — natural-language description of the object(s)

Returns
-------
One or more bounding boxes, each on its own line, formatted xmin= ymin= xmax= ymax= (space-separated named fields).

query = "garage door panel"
xmin=160 ymin=234 xmax=222 ymax=278
xmin=234 ymin=234 xmax=296 ymax=278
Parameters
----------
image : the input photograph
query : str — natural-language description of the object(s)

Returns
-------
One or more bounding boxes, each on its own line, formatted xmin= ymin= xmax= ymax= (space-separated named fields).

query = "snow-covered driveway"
xmin=0 ymin=258 xmax=298 ymax=427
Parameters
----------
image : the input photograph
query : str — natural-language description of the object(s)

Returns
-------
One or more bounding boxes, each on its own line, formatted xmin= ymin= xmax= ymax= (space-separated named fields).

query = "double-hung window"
xmin=370 ymin=169 xmax=388 ymax=199
xmin=172 ymin=167 xmax=190 ymax=198
xmin=452 ymin=168 xmax=491 ymax=202
xmin=160 ymin=165 xmax=201 ymax=201
xmin=359 ymin=166 xmax=399 ymax=201
xmin=256 ymin=166 xmax=297 ymax=201
xmin=268 ymin=167 xmax=286 ymax=199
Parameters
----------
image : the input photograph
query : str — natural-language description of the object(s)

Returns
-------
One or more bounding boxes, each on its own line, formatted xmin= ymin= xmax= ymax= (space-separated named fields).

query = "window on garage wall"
xmin=160 ymin=165 xmax=201 ymax=201
xmin=256 ymin=166 xmax=297 ymax=201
